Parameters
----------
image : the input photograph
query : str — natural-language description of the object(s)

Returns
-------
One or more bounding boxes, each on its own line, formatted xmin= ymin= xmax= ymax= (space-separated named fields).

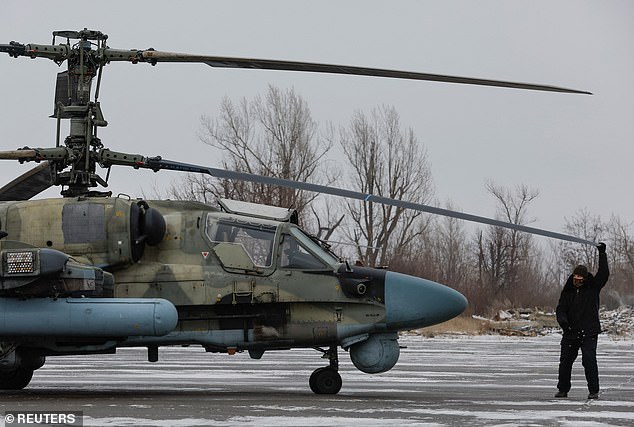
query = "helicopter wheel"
xmin=309 ymin=367 xmax=342 ymax=394
xmin=0 ymin=367 xmax=34 ymax=390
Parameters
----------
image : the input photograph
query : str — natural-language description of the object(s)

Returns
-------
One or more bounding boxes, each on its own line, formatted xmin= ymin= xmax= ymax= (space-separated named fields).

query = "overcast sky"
xmin=1 ymin=1 xmax=632 ymax=244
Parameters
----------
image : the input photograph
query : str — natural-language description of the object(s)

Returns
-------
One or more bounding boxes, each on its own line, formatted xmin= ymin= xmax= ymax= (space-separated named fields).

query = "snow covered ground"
xmin=1 ymin=334 xmax=632 ymax=426
xmin=476 ymin=306 xmax=634 ymax=337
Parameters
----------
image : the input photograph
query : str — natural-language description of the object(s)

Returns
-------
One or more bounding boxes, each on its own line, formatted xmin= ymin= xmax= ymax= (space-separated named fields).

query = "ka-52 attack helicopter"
xmin=0 ymin=29 xmax=595 ymax=394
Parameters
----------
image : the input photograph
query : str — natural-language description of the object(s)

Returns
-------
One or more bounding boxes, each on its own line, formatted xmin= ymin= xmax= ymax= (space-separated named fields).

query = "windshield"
xmin=279 ymin=227 xmax=339 ymax=269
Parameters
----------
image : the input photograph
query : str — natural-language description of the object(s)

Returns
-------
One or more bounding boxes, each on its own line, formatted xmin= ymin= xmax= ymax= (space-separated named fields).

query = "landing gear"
xmin=0 ymin=367 xmax=34 ymax=390
xmin=309 ymin=367 xmax=342 ymax=394
xmin=309 ymin=345 xmax=342 ymax=394
xmin=0 ymin=346 xmax=43 ymax=390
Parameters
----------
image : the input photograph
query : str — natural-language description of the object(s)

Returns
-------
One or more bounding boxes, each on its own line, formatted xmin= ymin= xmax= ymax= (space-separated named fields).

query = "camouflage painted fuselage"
xmin=0 ymin=196 xmax=388 ymax=354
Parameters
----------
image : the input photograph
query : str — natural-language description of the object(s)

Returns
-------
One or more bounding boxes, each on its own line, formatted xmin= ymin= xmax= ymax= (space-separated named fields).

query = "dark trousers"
xmin=557 ymin=334 xmax=599 ymax=393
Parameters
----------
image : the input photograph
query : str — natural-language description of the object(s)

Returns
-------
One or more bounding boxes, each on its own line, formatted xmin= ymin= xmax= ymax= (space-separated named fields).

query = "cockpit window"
xmin=206 ymin=217 xmax=276 ymax=268
xmin=280 ymin=227 xmax=339 ymax=270
xmin=280 ymin=234 xmax=327 ymax=269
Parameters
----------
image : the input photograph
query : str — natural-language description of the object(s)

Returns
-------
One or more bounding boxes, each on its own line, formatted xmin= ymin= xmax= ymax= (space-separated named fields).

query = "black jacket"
xmin=556 ymin=251 xmax=609 ymax=337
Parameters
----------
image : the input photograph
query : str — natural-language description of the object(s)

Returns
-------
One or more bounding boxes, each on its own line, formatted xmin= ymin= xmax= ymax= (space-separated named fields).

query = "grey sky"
xmin=1 ymin=1 xmax=632 ymax=242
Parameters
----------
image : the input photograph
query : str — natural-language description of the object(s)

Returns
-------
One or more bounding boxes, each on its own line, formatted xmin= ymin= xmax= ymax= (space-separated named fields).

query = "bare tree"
xmin=476 ymin=182 xmax=540 ymax=292
xmin=339 ymin=106 xmax=434 ymax=266
xmin=607 ymin=215 xmax=634 ymax=271
xmin=168 ymin=174 xmax=217 ymax=204
xmin=434 ymin=201 xmax=471 ymax=287
xmin=309 ymin=196 xmax=345 ymax=241
xmin=559 ymin=208 xmax=605 ymax=273
xmin=170 ymin=85 xmax=334 ymax=223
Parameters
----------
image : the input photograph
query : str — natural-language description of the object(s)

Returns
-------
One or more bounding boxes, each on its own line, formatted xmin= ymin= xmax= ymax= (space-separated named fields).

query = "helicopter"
xmin=0 ymin=29 xmax=595 ymax=394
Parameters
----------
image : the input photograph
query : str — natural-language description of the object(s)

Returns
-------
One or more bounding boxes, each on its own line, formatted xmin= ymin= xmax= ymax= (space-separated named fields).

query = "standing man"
xmin=555 ymin=242 xmax=609 ymax=399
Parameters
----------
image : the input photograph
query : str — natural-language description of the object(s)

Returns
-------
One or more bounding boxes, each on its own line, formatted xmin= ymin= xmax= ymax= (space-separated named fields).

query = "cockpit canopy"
xmin=204 ymin=213 xmax=338 ymax=273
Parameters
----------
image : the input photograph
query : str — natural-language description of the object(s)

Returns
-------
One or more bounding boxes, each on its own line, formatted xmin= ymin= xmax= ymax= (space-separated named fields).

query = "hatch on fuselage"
xmin=218 ymin=198 xmax=298 ymax=224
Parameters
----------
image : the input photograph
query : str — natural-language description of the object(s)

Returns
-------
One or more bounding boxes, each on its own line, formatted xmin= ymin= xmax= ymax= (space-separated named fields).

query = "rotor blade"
xmin=106 ymin=49 xmax=592 ymax=95
xmin=0 ymin=162 xmax=53 ymax=201
xmin=137 ymin=157 xmax=596 ymax=246
xmin=0 ymin=150 xmax=39 ymax=160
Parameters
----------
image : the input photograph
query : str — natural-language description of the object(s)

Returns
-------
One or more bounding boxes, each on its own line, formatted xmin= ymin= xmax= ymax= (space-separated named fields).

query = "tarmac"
xmin=1 ymin=334 xmax=633 ymax=426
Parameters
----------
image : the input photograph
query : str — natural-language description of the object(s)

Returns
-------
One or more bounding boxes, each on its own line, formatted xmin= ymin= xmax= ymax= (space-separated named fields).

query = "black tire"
xmin=309 ymin=367 xmax=326 ymax=392
xmin=0 ymin=367 xmax=34 ymax=390
xmin=309 ymin=367 xmax=342 ymax=394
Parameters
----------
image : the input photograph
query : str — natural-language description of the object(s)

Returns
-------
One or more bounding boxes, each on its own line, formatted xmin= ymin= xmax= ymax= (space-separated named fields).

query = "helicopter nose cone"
xmin=384 ymin=271 xmax=467 ymax=330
